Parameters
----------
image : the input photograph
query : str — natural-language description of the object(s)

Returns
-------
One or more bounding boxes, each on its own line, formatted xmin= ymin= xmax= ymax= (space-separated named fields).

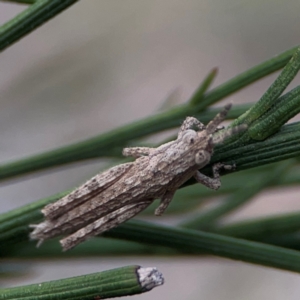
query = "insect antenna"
xmin=205 ymin=103 xmax=232 ymax=134
xmin=212 ymin=123 xmax=247 ymax=145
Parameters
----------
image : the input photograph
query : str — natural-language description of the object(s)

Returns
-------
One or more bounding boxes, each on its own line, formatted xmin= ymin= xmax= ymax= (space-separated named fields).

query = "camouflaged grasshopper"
xmin=30 ymin=103 xmax=245 ymax=251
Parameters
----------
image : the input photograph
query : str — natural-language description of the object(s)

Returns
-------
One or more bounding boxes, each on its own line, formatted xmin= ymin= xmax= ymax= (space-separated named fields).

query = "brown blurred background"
xmin=1 ymin=1 xmax=300 ymax=299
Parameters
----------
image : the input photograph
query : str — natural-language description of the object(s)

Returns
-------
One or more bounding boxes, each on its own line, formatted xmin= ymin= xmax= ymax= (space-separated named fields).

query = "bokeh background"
xmin=1 ymin=1 xmax=300 ymax=299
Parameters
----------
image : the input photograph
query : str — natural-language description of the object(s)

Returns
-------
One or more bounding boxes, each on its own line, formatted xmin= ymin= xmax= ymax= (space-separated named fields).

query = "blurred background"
xmin=1 ymin=1 xmax=300 ymax=299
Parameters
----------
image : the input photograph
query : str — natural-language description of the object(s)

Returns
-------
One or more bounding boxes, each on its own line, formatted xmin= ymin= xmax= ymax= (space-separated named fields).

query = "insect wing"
xmin=43 ymin=162 xmax=133 ymax=220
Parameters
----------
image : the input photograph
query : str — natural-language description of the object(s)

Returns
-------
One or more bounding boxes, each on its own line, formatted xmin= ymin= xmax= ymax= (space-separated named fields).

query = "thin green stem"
xmin=212 ymin=211 xmax=300 ymax=240
xmin=219 ymin=47 xmax=300 ymax=152
xmin=210 ymin=122 xmax=300 ymax=169
xmin=1 ymin=0 xmax=35 ymax=4
xmin=189 ymin=68 xmax=218 ymax=106
xmin=249 ymin=85 xmax=300 ymax=140
xmin=6 ymin=211 xmax=300 ymax=258
xmin=261 ymin=233 xmax=300 ymax=250
xmin=4 ymin=238 xmax=173 ymax=258
xmin=233 ymin=47 xmax=300 ymax=127
xmin=0 ymin=265 xmax=161 ymax=300
xmin=3 ymin=197 xmax=300 ymax=274
xmin=104 ymin=220 xmax=300 ymax=273
xmin=0 ymin=0 xmax=80 ymax=51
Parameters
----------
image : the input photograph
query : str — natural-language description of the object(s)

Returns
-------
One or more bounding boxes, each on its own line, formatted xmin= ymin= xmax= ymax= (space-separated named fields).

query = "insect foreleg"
xmin=194 ymin=163 xmax=223 ymax=190
xmin=122 ymin=147 xmax=154 ymax=158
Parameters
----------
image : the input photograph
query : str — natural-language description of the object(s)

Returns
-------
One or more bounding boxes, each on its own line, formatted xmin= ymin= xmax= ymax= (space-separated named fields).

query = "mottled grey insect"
xmin=30 ymin=103 xmax=245 ymax=251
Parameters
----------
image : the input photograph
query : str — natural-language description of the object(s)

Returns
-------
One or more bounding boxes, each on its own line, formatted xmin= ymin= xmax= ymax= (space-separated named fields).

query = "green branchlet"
xmin=0 ymin=265 xmax=152 ymax=300
xmin=227 ymin=47 xmax=300 ymax=144
xmin=189 ymin=68 xmax=218 ymax=106
xmin=0 ymin=0 xmax=80 ymax=51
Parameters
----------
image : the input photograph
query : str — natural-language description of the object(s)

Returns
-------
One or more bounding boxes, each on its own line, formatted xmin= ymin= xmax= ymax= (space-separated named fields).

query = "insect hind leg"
xmin=155 ymin=190 xmax=175 ymax=216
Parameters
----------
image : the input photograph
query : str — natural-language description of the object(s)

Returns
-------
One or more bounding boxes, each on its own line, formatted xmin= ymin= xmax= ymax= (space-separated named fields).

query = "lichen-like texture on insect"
xmin=30 ymin=104 xmax=245 ymax=251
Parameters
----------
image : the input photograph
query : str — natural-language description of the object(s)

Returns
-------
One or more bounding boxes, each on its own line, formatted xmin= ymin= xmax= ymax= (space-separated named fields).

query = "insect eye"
xmin=195 ymin=151 xmax=205 ymax=165
xmin=182 ymin=130 xmax=197 ymax=143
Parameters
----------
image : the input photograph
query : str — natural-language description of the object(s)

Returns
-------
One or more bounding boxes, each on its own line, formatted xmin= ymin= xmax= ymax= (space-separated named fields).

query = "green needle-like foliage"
xmin=2 ymin=1 xmax=300 ymax=299
xmin=0 ymin=265 xmax=154 ymax=300
xmin=0 ymin=0 xmax=80 ymax=51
